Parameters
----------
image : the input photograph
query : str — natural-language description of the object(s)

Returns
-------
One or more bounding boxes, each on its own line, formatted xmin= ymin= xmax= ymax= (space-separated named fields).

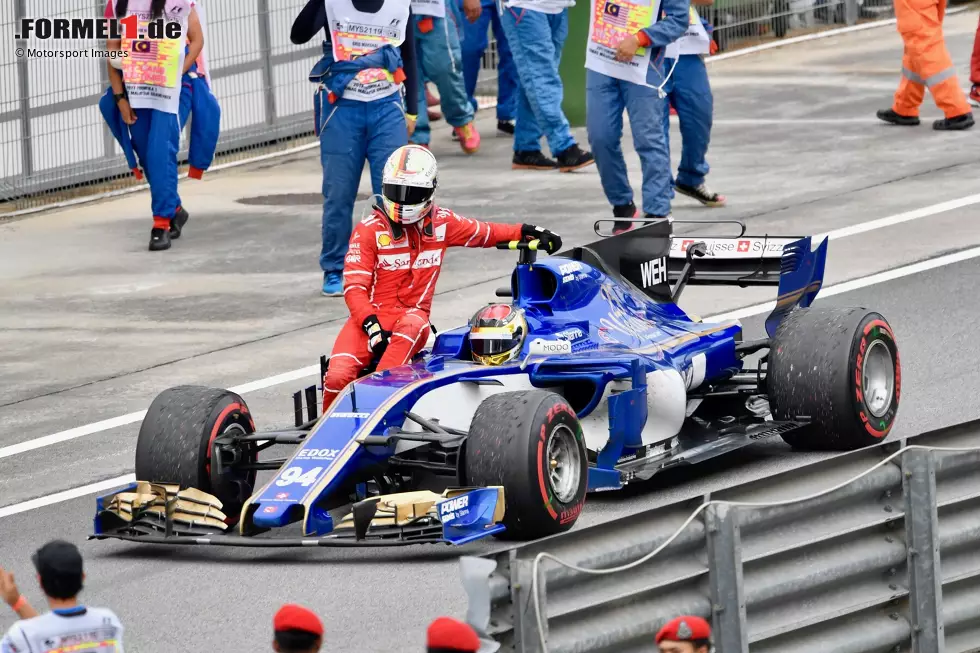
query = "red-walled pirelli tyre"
xmin=767 ymin=307 xmax=901 ymax=451
xmin=134 ymin=385 xmax=258 ymax=518
xmin=464 ymin=390 xmax=588 ymax=540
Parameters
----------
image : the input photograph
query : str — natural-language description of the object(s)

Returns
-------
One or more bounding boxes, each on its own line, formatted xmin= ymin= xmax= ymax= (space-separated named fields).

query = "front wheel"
xmin=463 ymin=390 xmax=588 ymax=540
xmin=768 ymin=307 xmax=901 ymax=450
xmin=134 ymin=385 xmax=258 ymax=518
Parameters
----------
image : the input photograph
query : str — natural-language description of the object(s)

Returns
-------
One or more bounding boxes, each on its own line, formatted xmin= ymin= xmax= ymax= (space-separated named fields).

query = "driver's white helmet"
xmin=381 ymin=145 xmax=437 ymax=225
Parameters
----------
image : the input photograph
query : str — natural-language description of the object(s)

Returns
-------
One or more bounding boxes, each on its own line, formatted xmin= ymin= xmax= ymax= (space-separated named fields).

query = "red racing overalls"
xmin=322 ymin=206 xmax=523 ymax=409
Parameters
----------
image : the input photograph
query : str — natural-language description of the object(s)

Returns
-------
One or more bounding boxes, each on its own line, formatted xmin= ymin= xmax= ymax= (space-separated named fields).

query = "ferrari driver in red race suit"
xmin=322 ymin=143 xmax=562 ymax=410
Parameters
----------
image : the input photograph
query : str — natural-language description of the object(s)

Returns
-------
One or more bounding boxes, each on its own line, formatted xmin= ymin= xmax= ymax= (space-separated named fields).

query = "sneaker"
xmin=970 ymin=85 xmax=980 ymax=108
xmin=876 ymin=109 xmax=920 ymax=126
xmin=322 ymin=272 xmax=343 ymax=297
xmin=933 ymin=112 xmax=975 ymax=131
xmin=512 ymin=150 xmax=559 ymax=171
xmin=149 ymin=227 xmax=171 ymax=251
xmin=612 ymin=202 xmax=639 ymax=235
xmin=675 ymin=183 xmax=727 ymax=207
xmin=454 ymin=122 xmax=481 ymax=154
xmin=497 ymin=120 xmax=515 ymax=135
xmin=555 ymin=144 xmax=595 ymax=172
xmin=169 ymin=206 xmax=189 ymax=238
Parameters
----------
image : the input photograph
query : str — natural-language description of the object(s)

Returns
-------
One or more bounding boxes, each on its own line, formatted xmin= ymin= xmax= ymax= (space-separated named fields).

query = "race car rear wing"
xmin=560 ymin=217 xmax=828 ymax=335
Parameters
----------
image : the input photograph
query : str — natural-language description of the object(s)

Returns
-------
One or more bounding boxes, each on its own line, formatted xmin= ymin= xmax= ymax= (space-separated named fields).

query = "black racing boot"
xmin=612 ymin=202 xmax=639 ymax=235
xmin=933 ymin=112 xmax=975 ymax=131
xmin=149 ymin=227 xmax=171 ymax=251
xmin=556 ymin=144 xmax=595 ymax=172
xmin=876 ymin=109 xmax=920 ymax=126
xmin=497 ymin=120 xmax=515 ymax=135
xmin=512 ymin=150 xmax=559 ymax=171
xmin=169 ymin=206 xmax=189 ymax=239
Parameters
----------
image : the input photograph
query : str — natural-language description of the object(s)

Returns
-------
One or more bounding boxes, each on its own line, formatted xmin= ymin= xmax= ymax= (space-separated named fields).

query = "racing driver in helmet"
xmin=469 ymin=304 xmax=528 ymax=366
xmin=322 ymin=144 xmax=562 ymax=410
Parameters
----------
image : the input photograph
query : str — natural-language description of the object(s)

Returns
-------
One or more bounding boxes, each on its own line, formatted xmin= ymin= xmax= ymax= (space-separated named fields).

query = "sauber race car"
xmin=91 ymin=218 xmax=900 ymax=548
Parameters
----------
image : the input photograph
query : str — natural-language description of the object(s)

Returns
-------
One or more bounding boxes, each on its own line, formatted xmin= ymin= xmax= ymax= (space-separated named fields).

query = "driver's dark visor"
xmin=383 ymin=182 xmax=433 ymax=205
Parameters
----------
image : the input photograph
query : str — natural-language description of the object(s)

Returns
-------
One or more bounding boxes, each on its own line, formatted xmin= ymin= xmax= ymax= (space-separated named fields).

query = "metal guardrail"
xmin=460 ymin=419 xmax=980 ymax=653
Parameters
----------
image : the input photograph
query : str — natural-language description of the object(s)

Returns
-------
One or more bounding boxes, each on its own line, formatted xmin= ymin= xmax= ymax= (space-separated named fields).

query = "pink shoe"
xmin=454 ymin=122 xmax=480 ymax=154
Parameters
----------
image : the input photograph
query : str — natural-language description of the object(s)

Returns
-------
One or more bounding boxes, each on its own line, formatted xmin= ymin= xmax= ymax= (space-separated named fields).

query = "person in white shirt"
xmin=1 ymin=540 xmax=125 ymax=653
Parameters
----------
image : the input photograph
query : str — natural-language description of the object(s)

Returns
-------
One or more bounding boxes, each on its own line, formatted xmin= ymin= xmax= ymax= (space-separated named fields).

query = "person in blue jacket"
xmin=584 ymin=0 xmax=689 ymax=234
xmin=660 ymin=3 xmax=726 ymax=209
xmin=291 ymin=0 xmax=420 ymax=296
xmin=458 ymin=0 xmax=518 ymax=135
xmin=103 ymin=0 xmax=217 ymax=251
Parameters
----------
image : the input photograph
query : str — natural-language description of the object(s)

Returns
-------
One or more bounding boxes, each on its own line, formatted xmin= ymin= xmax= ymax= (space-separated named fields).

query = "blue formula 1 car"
xmin=91 ymin=218 xmax=900 ymax=547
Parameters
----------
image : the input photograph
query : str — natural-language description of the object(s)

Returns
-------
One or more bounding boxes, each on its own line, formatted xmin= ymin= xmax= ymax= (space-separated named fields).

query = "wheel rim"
xmin=862 ymin=339 xmax=895 ymax=418
xmin=546 ymin=424 xmax=581 ymax=504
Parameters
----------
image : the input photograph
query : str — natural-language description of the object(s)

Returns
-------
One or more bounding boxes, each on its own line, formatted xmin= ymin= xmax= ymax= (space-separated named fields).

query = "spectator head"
xmin=32 ymin=540 xmax=84 ymax=601
xmin=655 ymin=615 xmax=712 ymax=653
xmin=426 ymin=616 xmax=481 ymax=653
xmin=273 ymin=604 xmax=323 ymax=653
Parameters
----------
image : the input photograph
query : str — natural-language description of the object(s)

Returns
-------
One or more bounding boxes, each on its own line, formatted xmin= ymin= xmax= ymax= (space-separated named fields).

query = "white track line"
xmin=3 ymin=242 xmax=980 ymax=519
xmin=2 ymin=193 xmax=980 ymax=463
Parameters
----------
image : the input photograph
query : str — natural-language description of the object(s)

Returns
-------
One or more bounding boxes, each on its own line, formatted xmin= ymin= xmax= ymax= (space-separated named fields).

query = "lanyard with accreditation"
xmin=585 ymin=0 xmax=662 ymax=86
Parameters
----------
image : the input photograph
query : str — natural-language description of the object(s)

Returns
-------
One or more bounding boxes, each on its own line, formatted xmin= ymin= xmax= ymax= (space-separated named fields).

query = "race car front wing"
xmin=89 ymin=482 xmax=506 ymax=548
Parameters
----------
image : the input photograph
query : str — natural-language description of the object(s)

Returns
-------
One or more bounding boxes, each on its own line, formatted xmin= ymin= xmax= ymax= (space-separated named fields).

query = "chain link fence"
xmin=2 ymin=0 xmax=897 ymax=216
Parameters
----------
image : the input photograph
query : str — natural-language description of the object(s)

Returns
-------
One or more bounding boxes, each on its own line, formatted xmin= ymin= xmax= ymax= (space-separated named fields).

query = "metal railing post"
xmin=844 ymin=0 xmax=859 ymax=25
xmin=706 ymin=504 xmax=748 ymax=653
xmin=256 ymin=0 xmax=278 ymax=127
xmin=511 ymin=554 xmax=547 ymax=653
xmin=902 ymin=448 xmax=944 ymax=653
xmin=97 ymin=0 xmax=116 ymax=160
xmin=15 ymin=0 xmax=34 ymax=180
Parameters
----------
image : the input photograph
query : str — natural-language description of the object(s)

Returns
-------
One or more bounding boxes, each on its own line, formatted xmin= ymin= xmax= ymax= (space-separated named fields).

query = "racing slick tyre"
xmin=134 ymin=385 xmax=258 ymax=518
xmin=767 ymin=307 xmax=900 ymax=451
xmin=464 ymin=390 xmax=588 ymax=540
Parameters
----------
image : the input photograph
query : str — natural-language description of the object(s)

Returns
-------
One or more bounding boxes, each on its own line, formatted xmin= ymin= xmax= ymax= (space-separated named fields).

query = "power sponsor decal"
xmin=412 ymin=249 xmax=443 ymax=269
xmin=559 ymin=261 xmax=584 ymax=283
xmin=639 ymin=256 xmax=666 ymax=288
xmin=377 ymin=253 xmax=410 ymax=271
xmin=439 ymin=494 xmax=469 ymax=521
xmin=669 ymin=237 xmax=795 ymax=259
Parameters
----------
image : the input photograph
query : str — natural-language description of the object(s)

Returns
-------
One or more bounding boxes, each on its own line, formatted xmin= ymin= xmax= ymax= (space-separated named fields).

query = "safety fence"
xmin=0 ymin=0 xmax=904 ymax=216
xmin=459 ymin=419 xmax=980 ymax=653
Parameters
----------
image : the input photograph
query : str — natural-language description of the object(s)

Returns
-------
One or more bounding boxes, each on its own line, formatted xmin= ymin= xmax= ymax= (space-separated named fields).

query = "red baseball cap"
xmin=427 ymin=616 xmax=481 ymax=652
xmin=273 ymin=604 xmax=323 ymax=637
xmin=655 ymin=615 xmax=711 ymax=643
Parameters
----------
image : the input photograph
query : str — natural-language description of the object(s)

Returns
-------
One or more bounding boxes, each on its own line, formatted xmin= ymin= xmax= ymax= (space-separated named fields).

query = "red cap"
xmin=273 ymin=604 xmax=323 ymax=637
xmin=655 ymin=616 xmax=711 ymax=643
xmin=426 ymin=616 xmax=481 ymax=652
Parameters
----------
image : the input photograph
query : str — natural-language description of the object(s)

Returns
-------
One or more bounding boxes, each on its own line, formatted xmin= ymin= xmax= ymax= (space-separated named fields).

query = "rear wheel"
xmin=134 ymin=385 xmax=258 ymax=518
xmin=464 ymin=390 xmax=588 ymax=540
xmin=768 ymin=307 xmax=900 ymax=450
